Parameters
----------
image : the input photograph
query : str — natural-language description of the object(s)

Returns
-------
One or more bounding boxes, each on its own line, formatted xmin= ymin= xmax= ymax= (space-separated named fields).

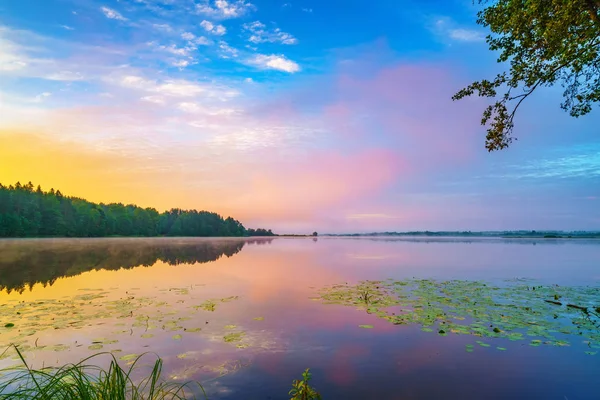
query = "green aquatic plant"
xmin=0 ymin=288 xmax=246 ymax=359
xmin=223 ymin=332 xmax=245 ymax=343
xmin=289 ymin=369 xmax=321 ymax=400
xmin=0 ymin=346 xmax=207 ymax=399
xmin=317 ymin=279 xmax=600 ymax=354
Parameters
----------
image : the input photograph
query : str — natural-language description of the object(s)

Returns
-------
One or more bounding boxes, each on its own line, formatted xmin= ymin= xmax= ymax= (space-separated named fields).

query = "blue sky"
xmin=1 ymin=0 xmax=599 ymax=232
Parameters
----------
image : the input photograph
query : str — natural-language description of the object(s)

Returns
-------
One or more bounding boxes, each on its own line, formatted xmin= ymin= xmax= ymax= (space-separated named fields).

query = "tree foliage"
xmin=0 ymin=182 xmax=272 ymax=238
xmin=246 ymin=228 xmax=276 ymax=237
xmin=453 ymin=0 xmax=600 ymax=151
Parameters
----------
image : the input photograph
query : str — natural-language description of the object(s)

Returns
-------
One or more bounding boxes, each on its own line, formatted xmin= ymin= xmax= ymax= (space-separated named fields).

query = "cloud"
xmin=33 ymin=92 xmax=52 ymax=103
xmin=346 ymin=214 xmax=398 ymax=220
xmin=171 ymin=59 xmax=191 ymax=68
xmin=177 ymin=102 xmax=237 ymax=115
xmin=0 ymin=36 xmax=28 ymax=72
xmin=115 ymin=74 xmax=239 ymax=99
xmin=46 ymin=71 xmax=84 ymax=81
xmin=61 ymin=25 xmax=75 ymax=31
xmin=302 ymin=8 xmax=313 ymax=13
xmin=141 ymin=95 xmax=166 ymax=104
xmin=218 ymin=41 xmax=239 ymax=58
xmin=153 ymin=23 xmax=173 ymax=32
xmin=0 ymin=28 xmax=95 ymax=81
xmin=242 ymin=21 xmax=297 ymax=45
xmin=195 ymin=0 xmax=255 ymax=19
xmin=150 ymin=42 xmax=193 ymax=57
xmin=245 ymin=54 xmax=300 ymax=73
xmin=181 ymin=32 xmax=195 ymax=41
xmin=200 ymin=20 xmax=227 ymax=35
xmin=448 ymin=28 xmax=485 ymax=42
xmin=100 ymin=6 xmax=128 ymax=21
xmin=492 ymin=144 xmax=600 ymax=179
xmin=433 ymin=18 xmax=484 ymax=43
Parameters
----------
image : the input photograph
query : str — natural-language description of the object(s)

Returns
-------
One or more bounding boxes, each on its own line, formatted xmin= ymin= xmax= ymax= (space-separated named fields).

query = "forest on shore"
xmin=0 ymin=182 xmax=275 ymax=238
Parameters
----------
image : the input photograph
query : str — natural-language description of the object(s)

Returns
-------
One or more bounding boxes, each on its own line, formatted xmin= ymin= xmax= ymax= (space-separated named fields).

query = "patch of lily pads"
xmin=0 ymin=286 xmax=259 ymax=364
xmin=316 ymin=278 xmax=600 ymax=355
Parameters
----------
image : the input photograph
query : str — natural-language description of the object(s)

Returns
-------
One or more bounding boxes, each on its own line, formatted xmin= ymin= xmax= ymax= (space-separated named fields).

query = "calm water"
xmin=1 ymin=237 xmax=599 ymax=399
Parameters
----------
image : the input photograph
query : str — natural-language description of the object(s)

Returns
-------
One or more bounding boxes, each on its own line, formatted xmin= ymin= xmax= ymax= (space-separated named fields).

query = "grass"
xmin=0 ymin=346 xmax=207 ymax=400
xmin=0 ymin=347 xmax=322 ymax=400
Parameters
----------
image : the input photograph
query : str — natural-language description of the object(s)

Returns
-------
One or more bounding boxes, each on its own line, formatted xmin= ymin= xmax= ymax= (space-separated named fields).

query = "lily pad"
xmin=119 ymin=354 xmax=138 ymax=362
xmin=358 ymin=325 xmax=374 ymax=329
xmin=223 ymin=332 xmax=245 ymax=343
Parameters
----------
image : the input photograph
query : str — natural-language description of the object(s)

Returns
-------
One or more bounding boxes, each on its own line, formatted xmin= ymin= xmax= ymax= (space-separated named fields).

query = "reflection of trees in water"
xmin=0 ymin=238 xmax=273 ymax=294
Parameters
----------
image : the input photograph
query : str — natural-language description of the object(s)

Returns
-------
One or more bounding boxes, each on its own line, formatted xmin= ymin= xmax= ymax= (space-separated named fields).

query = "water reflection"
xmin=0 ymin=237 xmax=598 ymax=399
xmin=0 ymin=238 xmax=273 ymax=293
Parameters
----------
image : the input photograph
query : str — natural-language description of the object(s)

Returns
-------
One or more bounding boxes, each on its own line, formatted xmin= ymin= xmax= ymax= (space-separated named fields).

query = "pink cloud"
xmin=323 ymin=63 xmax=484 ymax=165
xmin=219 ymin=148 xmax=407 ymax=224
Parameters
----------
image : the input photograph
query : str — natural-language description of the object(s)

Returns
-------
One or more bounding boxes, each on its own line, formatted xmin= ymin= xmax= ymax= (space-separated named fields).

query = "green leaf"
xmin=119 ymin=354 xmax=138 ymax=361
xmin=358 ymin=325 xmax=374 ymax=329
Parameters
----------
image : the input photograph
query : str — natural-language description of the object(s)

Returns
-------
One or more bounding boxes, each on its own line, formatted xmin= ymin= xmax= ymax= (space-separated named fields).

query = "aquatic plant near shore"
xmin=289 ymin=369 xmax=321 ymax=400
xmin=0 ymin=346 xmax=207 ymax=399
xmin=1 ymin=347 xmax=322 ymax=400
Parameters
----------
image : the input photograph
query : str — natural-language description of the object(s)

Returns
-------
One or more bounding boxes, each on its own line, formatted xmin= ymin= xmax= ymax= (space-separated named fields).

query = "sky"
xmin=0 ymin=0 xmax=599 ymax=233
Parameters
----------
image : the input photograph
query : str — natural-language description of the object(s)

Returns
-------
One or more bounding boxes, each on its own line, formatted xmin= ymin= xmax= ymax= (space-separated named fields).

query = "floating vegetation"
xmin=119 ymin=354 xmax=139 ymax=362
xmin=358 ymin=325 xmax=374 ymax=329
xmin=223 ymin=332 xmax=245 ymax=343
xmin=0 ymin=287 xmax=248 ymax=362
xmin=253 ymin=317 xmax=264 ymax=321
xmin=316 ymin=279 xmax=600 ymax=354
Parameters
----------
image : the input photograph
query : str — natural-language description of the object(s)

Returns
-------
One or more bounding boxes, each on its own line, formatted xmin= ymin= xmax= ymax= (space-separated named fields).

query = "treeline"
xmin=246 ymin=228 xmax=275 ymax=236
xmin=0 ymin=182 xmax=275 ymax=238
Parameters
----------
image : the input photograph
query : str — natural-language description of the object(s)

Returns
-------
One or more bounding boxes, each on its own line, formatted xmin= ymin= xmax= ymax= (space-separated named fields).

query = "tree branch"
xmin=585 ymin=0 xmax=600 ymax=25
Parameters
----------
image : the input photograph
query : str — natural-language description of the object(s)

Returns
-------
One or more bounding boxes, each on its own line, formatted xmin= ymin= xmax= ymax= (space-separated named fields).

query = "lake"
xmin=1 ymin=237 xmax=599 ymax=399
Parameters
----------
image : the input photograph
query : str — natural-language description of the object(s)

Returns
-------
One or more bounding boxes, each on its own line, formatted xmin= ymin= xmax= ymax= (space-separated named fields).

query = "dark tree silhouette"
xmin=0 ymin=182 xmax=272 ymax=238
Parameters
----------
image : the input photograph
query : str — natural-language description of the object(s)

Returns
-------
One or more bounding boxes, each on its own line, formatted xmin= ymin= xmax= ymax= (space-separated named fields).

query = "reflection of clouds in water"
xmin=163 ymin=327 xmax=289 ymax=397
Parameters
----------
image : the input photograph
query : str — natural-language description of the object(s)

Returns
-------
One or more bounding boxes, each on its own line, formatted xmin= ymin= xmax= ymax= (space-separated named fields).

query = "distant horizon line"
xmin=283 ymin=230 xmax=600 ymax=237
